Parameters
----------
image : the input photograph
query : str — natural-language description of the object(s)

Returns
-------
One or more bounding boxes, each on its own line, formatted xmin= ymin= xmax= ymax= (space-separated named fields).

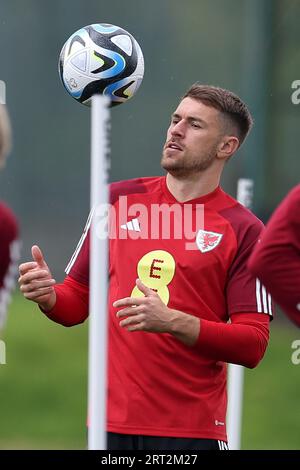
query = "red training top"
xmin=44 ymin=176 xmax=271 ymax=441
xmin=0 ymin=202 xmax=20 ymax=328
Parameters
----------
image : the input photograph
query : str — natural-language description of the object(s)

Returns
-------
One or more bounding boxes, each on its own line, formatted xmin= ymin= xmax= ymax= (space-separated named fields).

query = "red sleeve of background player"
xmin=0 ymin=202 xmax=20 ymax=327
xmin=248 ymin=184 xmax=300 ymax=327
xmin=0 ymin=202 xmax=19 ymax=287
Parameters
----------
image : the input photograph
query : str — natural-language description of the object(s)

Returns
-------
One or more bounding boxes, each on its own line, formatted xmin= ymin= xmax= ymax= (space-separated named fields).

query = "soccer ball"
xmin=58 ymin=23 xmax=144 ymax=106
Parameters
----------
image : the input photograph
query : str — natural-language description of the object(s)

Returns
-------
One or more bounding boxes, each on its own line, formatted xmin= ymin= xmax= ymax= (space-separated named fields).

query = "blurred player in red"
xmin=19 ymin=84 xmax=272 ymax=450
xmin=0 ymin=104 xmax=20 ymax=328
xmin=248 ymin=184 xmax=300 ymax=327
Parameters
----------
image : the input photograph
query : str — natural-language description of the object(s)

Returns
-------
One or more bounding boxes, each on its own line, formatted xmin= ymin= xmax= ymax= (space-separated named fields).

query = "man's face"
xmin=161 ymin=97 xmax=224 ymax=176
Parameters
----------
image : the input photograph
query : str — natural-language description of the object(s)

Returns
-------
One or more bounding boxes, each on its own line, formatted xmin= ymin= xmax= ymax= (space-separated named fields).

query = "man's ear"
xmin=217 ymin=136 xmax=239 ymax=160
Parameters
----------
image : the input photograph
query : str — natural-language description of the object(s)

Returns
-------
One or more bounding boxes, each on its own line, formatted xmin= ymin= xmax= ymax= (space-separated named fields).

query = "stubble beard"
xmin=161 ymin=147 xmax=217 ymax=178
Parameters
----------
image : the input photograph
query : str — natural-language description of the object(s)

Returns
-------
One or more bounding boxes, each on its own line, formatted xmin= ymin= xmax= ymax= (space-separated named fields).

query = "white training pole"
xmin=227 ymin=178 xmax=254 ymax=450
xmin=88 ymin=94 xmax=110 ymax=450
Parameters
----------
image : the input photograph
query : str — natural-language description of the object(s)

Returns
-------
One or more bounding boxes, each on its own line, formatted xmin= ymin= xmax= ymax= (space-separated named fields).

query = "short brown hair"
xmin=183 ymin=84 xmax=253 ymax=147
xmin=0 ymin=104 xmax=12 ymax=168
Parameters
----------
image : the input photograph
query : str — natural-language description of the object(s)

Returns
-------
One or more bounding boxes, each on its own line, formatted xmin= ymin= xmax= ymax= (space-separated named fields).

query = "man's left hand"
xmin=113 ymin=278 xmax=175 ymax=333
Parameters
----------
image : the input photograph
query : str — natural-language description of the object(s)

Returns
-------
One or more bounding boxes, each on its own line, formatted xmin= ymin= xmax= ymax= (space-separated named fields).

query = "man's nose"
xmin=171 ymin=121 xmax=185 ymax=138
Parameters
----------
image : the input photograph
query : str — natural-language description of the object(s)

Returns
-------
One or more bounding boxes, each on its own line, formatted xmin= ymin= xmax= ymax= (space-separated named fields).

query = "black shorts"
xmin=107 ymin=432 xmax=229 ymax=450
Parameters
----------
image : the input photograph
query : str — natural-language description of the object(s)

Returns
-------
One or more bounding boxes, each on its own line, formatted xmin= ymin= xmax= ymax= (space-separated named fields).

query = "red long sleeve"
xmin=42 ymin=275 xmax=89 ymax=327
xmin=248 ymin=184 xmax=300 ymax=327
xmin=196 ymin=313 xmax=270 ymax=368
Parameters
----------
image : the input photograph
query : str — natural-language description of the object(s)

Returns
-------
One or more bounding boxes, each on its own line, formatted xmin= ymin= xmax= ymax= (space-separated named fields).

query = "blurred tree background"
xmin=0 ymin=0 xmax=299 ymax=449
